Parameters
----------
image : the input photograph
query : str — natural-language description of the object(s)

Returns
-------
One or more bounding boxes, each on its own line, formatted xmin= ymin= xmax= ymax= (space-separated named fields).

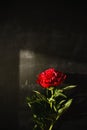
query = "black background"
xmin=0 ymin=2 xmax=87 ymax=130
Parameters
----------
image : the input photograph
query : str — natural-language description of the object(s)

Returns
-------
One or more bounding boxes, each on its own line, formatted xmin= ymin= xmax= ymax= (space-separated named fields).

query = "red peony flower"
xmin=36 ymin=68 xmax=66 ymax=88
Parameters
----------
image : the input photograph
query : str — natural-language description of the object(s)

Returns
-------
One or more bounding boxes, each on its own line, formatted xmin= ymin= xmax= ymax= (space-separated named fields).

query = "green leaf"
xmin=53 ymin=89 xmax=66 ymax=98
xmin=33 ymin=90 xmax=47 ymax=101
xmin=58 ymin=93 xmax=67 ymax=98
xmin=47 ymin=97 xmax=55 ymax=109
xmin=33 ymin=114 xmax=37 ymax=118
xmin=58 ymin=99 xmax=73 ymax=115
xmin=63 ymin=85 xmax=76 ymax=91
xmin=26 ymin=96 xmax=42 ymax=105
xmin=27 ymin=102 xmax=31 ymax=108
xmin=64 ymin=99 xmax=73 ymax=108
xmin=47 ymin=97 xmax=55 ymax=102
xmin=53 ymin=90 xmax=59 ymax=97
xmin=26 ymin=96 xmax=31 ymax=101
xmin=56 ymin=100 xmax=66 ymax=110
xmin=59 ymin=100 xmax=66 ymax=105
xmin=53 ymin=105 xmax=57 ymax=112
xmin=33 ymin=90 xmax=41 ymax=94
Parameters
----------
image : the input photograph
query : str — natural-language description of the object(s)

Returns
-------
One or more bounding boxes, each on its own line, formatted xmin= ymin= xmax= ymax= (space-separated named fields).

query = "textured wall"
xmin=0 ymin=3 xmax=87 ymax=130
xmin=0 ymin=45 xmax=19 ymax=129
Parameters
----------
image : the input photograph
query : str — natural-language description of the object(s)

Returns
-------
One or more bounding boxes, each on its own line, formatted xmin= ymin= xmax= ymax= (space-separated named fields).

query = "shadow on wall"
xmin=0 ymin=43 xmax=87 ymax=130
xmin=0 ymin=22 xmax=87 ymax=129
xmin=19 ymin=49 xmax=87 ymax=86
xmin=0 ymin=4 xmax=87 ymax=129
xmin=0 ymin=44 xmax=19 ymax=129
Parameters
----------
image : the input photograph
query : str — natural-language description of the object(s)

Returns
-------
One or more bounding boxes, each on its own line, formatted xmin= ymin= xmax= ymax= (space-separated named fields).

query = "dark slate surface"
xmin=0 ymin=2 xmax=87 ymax=130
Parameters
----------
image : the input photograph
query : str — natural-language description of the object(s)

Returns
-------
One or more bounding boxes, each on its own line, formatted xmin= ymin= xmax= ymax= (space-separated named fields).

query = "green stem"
xmin=51 ymin=89 xmax=53 ymax=95
xmin=49 ymin=114 xmax=60 ymax=130
xmin=49 ymin=123 xmax=54 ymax=130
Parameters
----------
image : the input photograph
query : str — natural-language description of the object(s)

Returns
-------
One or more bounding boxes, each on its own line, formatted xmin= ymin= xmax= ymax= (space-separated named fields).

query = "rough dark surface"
xmin=0 ymin=2 xmax=87 ymax=130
